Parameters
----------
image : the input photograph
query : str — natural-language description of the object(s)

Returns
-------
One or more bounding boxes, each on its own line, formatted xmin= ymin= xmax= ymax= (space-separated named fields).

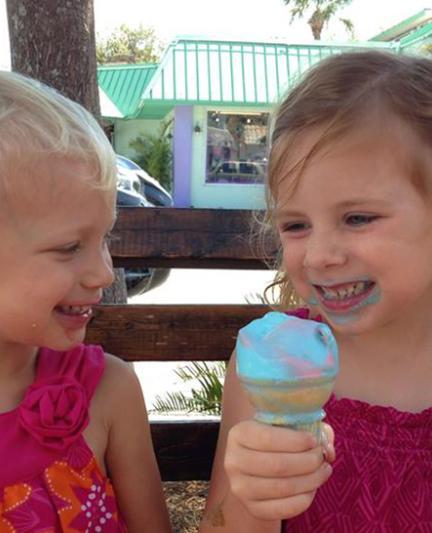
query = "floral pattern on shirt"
xmin=1 ymin=455 xmax=126 ymax=532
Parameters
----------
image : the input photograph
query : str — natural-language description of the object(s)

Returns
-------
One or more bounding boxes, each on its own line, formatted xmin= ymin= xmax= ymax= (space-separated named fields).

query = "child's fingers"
xmin=234 ymin=462 xmax=332 ymax=502
xmin=241 ymin=491 xmax=318 ymax=521
xmin=225 ymin=445 xmax=324 ymax=478
xmin=229 ymin=420 xmax=317 ymax=453
xmin=321 ymin=422 xmax=335 ymax=462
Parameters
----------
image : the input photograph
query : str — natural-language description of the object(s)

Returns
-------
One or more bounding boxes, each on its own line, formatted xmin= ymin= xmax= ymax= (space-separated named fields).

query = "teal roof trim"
xmin=371 ymin=9 xmax=432 ymax=42
xmin=97 ymin=63 xmax=157 ymax=117
xmin=398 ymin=21 xmax=432 ymax=49
xmin=135 ymin=38 xmax=393 ymax=115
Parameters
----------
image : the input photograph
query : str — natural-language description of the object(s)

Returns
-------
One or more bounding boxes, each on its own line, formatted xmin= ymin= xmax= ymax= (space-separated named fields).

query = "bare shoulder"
xmin=99 ymin=353 xmax=139 ymax=394
xmin=89 ymin=354 xmax=142 ymax=428
xmin=84 ymin=354 xmax=139 ymax=463
xmin=95 ymin=353 xmax=172 ymax=532
xmin=87 ymin=352 xmax=148 ymax=462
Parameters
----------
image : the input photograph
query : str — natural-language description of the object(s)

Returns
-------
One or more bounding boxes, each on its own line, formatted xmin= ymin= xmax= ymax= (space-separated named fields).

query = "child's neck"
xmin=0 ymin=344 xmax=38 ymax=413
xmin=334 ymin=312 xmax=432 ymax=413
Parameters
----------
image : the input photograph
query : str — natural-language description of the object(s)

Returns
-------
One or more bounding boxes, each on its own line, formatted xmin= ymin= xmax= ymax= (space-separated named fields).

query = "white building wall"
xmin=113 ymin=118 xmax=163 ymax=159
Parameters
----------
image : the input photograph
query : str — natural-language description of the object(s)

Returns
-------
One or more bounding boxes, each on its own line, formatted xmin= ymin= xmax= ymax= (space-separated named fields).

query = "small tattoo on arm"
xmin=205 ymin=502 xmax=225 ymax=527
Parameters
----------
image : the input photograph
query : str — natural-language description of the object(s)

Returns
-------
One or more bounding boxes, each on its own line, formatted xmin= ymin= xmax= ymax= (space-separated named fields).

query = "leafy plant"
xmin=283 ymin=0 xmax=354 ymax=40
xmin=96 ymin=24 xmax=164 ymax=64
xmin=129 ymin=120 xmax=173 ymax=192
xmin=151 ymin=361 xmax=226 ymax=415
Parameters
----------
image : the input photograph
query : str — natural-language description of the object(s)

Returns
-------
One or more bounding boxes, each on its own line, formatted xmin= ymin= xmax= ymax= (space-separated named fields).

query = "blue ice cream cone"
xmin=236 ymin=312 xmax=339 ymax=441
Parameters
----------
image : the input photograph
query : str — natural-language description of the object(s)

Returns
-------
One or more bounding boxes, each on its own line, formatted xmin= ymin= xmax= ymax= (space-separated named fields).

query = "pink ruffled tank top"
xmin=0 ymin=344 xmax=127 ymax=532
xmin=282 ymin=309 xmax=432 ymax=532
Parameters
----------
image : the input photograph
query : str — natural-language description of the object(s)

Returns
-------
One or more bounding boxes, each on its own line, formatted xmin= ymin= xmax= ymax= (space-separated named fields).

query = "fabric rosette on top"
xmin=19 ymin=375 xmax=89 ymax=451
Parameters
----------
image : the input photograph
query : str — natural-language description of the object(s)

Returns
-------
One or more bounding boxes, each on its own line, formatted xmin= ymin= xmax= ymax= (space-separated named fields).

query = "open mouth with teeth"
xmin=53 ymin=304 xmax=94 ymax=331
xmin=55 ymin=305 xmax=92 ymax=317
xmin=314 ymin=280 xmax=376 ymax=311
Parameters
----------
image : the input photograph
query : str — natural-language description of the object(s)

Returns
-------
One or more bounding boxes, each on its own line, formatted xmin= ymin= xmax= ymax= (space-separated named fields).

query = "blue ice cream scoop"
xmin=236 ymin=311 xmax=339 ymax=438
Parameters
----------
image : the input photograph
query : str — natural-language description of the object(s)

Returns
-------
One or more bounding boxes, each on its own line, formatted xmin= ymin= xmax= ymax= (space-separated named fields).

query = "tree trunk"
xmin=6 ymin=0 xmax=100 ymax=117
xmin=6 ymin=0 xmax=127 ymax=303
xmin=308 ymin=10 xmax=324 ymax=40
xmin=101 ymin=269 xmax=128 ymax=304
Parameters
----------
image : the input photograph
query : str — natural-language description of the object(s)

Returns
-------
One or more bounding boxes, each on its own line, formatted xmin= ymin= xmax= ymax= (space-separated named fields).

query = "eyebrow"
xmin=275 ymin=198 xmax=391 ymax=219
xmin=335 ymin=198 xmax=391 ymax=208
xmin=274 ymin=209 xmax=304 ymax=220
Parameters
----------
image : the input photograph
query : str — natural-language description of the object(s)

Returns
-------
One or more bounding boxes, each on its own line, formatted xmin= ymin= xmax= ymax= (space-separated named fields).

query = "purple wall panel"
xmin=173 ymin=105 xmax=193 ymax=207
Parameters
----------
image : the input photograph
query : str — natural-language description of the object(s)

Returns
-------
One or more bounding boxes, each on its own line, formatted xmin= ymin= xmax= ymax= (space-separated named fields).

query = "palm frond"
xmin=152 ymin=361 xmax=226 ymax=415
xmin=174 ymin=361 xmax=226 ymax=382
xmin=339 ymin=17 xmax=355 ymax=38
xmin=152 ymin=391 xmax=197 ymax=413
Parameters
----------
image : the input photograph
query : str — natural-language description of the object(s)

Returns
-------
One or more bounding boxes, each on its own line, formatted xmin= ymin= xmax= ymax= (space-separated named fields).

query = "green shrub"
xmin=129 ymin=120 xmax=173 ymax=192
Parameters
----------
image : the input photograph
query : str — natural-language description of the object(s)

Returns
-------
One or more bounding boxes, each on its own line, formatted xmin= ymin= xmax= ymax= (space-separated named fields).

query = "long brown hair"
xmin=262 ymin=50 xmax=432 ymax=310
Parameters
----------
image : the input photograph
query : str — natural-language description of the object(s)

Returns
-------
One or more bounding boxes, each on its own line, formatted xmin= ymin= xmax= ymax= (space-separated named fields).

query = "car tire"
xmin=126 ymin=267 xmax=170 ymax=297
xmin=146 ymin=267 xmax=170 ymax=292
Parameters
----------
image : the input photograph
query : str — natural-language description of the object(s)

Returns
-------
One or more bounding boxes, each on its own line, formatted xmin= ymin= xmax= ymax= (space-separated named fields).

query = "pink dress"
xmin=282 ymin=310 xmax=432 ymax=532
xmin=0 ymin=344 xmax=127 ymax=532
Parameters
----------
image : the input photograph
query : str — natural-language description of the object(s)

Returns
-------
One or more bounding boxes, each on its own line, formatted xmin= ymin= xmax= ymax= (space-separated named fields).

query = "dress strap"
xmin=287 ymin=307 xmax=323 ymax=322
xmin=0 ymin=345 xmax=105 ymax=488
xmin=36 ymin=344 xmax=105 ymax=402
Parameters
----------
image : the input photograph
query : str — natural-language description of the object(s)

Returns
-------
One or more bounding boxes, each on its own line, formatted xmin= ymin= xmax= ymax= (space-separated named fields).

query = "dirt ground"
xmin=164 ymin=481 xmax=209 ymax=533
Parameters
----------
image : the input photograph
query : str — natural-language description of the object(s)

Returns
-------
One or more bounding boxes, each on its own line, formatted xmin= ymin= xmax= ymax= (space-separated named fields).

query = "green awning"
xmin=98 ymin=37 xmax=395 ymax=120
xmin=98 ymin=63 xmax=157 ymax=117
xmin=134 ymin=37 xmax=393 ymax=118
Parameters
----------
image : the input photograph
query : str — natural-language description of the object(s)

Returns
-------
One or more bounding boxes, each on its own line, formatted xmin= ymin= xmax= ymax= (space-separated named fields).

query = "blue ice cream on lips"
xmin=236 ymin=311 xmax=339 ymax=433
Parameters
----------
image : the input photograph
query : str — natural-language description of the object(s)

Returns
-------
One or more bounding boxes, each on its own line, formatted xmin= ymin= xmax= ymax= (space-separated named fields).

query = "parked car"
xmin=116 ymin=154 xmax=173 ymax=207
xmin=207 ymin=160 xmax=266 ymax=184
xmin=115 ymin=155 xmax=173 ymax=297
xmin=116 ymin=166 xmax=143 ymax=199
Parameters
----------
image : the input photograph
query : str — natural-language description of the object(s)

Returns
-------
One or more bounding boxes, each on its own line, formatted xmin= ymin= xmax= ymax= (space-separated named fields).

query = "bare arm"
xmin=200 ymin=353 xmax=334 ymax=533
xmin=102 ymin=355 xmax=172 ymax=533
xmin=200 ymin=354 xmax=281 ymax=533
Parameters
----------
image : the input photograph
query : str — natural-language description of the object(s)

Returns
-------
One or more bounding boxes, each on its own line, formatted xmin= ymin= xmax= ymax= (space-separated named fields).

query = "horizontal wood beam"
xmin=110 ymin=207 xmax=278 ymax=269
xmin=86 ymin=304 xmax=268 ymax=361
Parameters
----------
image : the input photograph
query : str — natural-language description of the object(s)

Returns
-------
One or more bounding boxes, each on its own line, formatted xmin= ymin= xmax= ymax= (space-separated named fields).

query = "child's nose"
xmin=303 ymin=231 xmax=347 ymax=271
xmin=82 ymin=248 xmax=115 ymax=290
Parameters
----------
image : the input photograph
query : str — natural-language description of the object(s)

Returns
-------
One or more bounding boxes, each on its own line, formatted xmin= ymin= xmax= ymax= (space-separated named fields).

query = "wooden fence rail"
xmin=86 ymin=207 xmax=276 ymax=480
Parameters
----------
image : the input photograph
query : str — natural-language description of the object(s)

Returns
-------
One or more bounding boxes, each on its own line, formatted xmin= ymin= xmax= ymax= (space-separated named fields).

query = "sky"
xmin=0 ymin=0 xmax=431 ymax=69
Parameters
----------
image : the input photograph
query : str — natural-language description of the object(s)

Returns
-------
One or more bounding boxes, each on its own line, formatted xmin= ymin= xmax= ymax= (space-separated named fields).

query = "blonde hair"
xmin=262 ymin=50 xmax=432 ymax=310
xmin=0 ymin=70 xmax=116 ymax=191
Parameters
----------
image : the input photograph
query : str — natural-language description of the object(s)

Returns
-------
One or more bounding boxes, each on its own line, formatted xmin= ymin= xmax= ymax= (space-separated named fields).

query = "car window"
xmin=240 ymin=163 xmax=257 ymax=174
xmin=217 ymin=162 xmax=236 ymax=174
xmin=116 ymin=155 xmax=141 ymax=171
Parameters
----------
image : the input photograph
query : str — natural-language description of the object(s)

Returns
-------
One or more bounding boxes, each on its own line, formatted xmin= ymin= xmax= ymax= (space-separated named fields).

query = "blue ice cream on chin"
xmin=236 ymin=311 xmax=339 ymax=429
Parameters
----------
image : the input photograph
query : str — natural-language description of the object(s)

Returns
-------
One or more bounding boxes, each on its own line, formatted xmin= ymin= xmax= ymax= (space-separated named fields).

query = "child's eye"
xmin=280 ymin=221 xmax=310 ymax=233
xmin=56 ymin=242 xmax=81 ymax=254
xmin=345 ymin=214 xmax=379 ymax=227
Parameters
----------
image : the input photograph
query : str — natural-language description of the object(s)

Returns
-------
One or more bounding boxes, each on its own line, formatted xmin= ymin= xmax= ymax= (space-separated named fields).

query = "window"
xmin=206 ymin=111 xmax=268 ymax=184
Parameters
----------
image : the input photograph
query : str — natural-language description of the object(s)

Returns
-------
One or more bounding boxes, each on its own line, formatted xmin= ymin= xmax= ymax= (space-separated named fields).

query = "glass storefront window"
xmin=206 ymin=111 xmax=268 ymax=184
